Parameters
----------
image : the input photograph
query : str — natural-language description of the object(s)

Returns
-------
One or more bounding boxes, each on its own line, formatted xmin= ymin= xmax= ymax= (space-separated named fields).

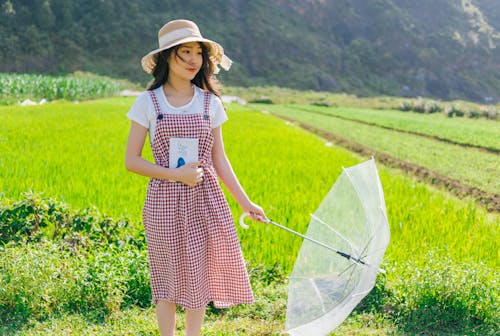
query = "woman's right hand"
xmin=174 ymin=161 xmax=204 ymax=187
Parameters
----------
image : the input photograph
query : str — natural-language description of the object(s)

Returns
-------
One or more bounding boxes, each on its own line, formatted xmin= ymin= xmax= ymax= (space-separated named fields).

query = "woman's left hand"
xmin=243 ymin=202 xmax=268 ymax=222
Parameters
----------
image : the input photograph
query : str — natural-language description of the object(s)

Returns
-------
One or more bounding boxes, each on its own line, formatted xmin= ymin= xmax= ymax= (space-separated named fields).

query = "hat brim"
xmin=141 ymin=36 xmax=225 ymax=74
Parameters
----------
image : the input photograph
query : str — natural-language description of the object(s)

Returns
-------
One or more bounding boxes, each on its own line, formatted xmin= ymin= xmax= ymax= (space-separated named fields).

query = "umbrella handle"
xmin=239 ymin=212 xmax=250 ymax=229
xmin=239 ymin=212 xmax=269 ymax=229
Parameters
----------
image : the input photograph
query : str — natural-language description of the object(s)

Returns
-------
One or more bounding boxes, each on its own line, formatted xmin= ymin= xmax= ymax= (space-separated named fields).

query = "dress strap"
xmin=203 ymin=91 xmax=211 ymax=121
xmin=148 ymin=90 xmax=162 ymax=118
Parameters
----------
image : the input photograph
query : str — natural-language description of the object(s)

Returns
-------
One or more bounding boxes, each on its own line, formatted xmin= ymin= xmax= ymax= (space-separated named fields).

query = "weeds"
xmin=388 ymin=255 xmax=499 ymax=334
xmin=0 ymin=191 xmax=145 ymax=251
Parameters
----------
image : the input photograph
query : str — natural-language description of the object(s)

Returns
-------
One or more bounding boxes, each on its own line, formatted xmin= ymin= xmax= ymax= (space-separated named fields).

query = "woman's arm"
xmin=125 ymin=121 xmax=203 ymax=186
xmin=211 ymin=126 xmax=266 ymax=220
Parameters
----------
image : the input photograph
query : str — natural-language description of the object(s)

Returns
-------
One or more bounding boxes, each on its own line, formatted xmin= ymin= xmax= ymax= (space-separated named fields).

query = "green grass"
xmin=287 ymin=103 xmax=500 ymax=151
xmin=0 ymin=98 xmax=498 ymax=335
xmin=251 ymin=104 xmax=500 ymax=196
xmin=1 ymin=308 xmax=395 ymax=335
xmin=0 ymin=97 xmax=149 ymax=219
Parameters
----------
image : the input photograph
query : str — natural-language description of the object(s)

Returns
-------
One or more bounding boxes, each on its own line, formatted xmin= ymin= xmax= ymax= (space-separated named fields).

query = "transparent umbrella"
xmin=240 ymin=158 xmax=390 ymax=335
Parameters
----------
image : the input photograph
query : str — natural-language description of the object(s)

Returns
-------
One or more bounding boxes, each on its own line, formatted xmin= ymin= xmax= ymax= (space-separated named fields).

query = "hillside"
xmin=0 ymin=0 xmax=499 ymax=102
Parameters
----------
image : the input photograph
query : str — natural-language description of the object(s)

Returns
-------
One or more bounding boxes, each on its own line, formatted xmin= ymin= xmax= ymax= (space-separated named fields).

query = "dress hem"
xmin=152 ymin=297 xmax=255 ymax=310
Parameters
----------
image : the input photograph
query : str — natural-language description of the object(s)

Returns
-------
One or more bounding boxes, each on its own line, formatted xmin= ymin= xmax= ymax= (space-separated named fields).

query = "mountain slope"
xmin=0 ymin=0 xmax=498 ymax=102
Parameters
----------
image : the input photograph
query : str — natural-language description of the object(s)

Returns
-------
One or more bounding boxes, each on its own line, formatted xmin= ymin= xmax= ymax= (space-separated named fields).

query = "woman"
xmin=125 ymin=19 xmax=266 ymax=336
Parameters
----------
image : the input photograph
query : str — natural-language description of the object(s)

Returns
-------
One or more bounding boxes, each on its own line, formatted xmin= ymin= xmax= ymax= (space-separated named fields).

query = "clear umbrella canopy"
xmin=284 ymin=158 xmax=390 ymax=335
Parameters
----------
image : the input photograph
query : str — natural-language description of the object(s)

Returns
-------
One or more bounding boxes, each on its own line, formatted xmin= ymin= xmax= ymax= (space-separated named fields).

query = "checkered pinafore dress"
xmin=142 ymin=90 xmax=254 ymax=310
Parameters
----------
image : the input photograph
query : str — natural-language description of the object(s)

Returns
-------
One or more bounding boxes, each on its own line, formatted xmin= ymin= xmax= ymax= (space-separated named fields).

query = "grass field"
xmin=1 ymin=98 xmax=498 ymax=335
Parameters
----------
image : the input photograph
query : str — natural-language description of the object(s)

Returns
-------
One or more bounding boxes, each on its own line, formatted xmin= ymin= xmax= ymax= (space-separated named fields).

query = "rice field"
xmin=252 ymin=104 xmax=500 ymax=197
xmin=0 ymin=99 xmax=498 ymax=268
xmin=285 ymin=103 xmax=500 ymax=152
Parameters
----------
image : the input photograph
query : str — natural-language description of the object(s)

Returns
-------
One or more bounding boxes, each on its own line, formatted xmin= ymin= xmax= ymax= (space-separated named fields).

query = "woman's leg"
xmin=185 ymin=306 xmax=206 ymax=336
xmin=156 ymin=301 xmax=176 ymax=336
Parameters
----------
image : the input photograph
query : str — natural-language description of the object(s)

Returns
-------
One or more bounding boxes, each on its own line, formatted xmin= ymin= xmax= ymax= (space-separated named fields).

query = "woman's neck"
xmin=165 ymin=77 xmax=193 ymax=95
xmin=163 ymin=78 xmax=195 ymax=107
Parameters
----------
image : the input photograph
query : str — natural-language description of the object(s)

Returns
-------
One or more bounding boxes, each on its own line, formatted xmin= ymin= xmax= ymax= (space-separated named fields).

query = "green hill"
xmin=0 ymin=0 xmax=499 ymax=102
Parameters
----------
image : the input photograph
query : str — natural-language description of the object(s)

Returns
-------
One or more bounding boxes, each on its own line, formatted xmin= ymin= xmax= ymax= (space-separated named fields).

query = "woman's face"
xmin=168 ymin=42 xmax=204 ymax=81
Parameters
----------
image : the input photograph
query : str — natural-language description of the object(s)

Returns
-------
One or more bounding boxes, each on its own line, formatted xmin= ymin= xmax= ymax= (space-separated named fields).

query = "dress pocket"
xmin=143 ymin=179 xmax=161 ymax=225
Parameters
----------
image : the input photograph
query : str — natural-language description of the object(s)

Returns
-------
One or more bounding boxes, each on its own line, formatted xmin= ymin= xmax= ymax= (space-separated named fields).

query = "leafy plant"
xmin=0 ymin=240 xmax=150 ymax=322
xmin=389 ymin=255 xmax=499 ymax=334
xmin=0 ymin=191 xmax=145 ymax=250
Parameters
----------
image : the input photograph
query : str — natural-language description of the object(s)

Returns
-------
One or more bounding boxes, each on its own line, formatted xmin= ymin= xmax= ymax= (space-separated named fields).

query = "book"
xmin=169 ymin=137 xmax=199 ymax=169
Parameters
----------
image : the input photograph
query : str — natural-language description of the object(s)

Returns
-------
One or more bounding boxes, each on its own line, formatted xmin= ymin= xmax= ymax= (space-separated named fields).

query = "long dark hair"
xmin=147 ymin=42 xmax=221 ymax=98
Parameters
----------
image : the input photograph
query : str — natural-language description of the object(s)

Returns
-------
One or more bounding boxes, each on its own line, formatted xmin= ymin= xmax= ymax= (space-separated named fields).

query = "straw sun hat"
xmin=141 ymin=19 xmax=232 ymax=74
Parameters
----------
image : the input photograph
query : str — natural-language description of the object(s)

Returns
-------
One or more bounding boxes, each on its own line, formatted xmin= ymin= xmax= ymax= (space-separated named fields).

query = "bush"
xmin=0 ymin=191 xmax=145 ymax=250
xmin=399 ymin=101 xmax=413 ymax=111
xmin=467 ymin=109 xmax=481 ymax=119
xmin=399 ymin=98 xmax=441 ymax=114
xmin=399 ymin=98 xmax=495 ymax=120
xmin=424 ymin=101 xmax=441 ymax=113
xmin=249 ymin=97 xmax=273 ymax=104
xmin=445 ymin=105 xmax=465 ymax=118
xmin=389 ymin=255 xmax=499 ymax=334
xmin=0 ymin=193 xmax=152 ymax=323
xmin=0 ymin=241 xmax=151 ymax=322
xmin=312 ymin=102 xmax=333 ymax=107
xmin=482 ymin=106 xmax=498 ymax=120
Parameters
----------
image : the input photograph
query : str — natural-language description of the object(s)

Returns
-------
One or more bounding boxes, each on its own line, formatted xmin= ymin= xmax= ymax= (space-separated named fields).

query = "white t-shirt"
xmin=127 ymin=85 xmax=228 ymax=141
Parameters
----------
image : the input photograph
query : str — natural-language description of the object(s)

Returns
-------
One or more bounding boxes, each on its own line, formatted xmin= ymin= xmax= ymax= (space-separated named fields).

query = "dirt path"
xmin=274 ymin=113 xmax=500 ymax=213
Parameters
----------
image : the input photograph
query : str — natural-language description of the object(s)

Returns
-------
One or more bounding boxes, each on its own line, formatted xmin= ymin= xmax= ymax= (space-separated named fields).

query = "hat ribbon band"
xmin=159 ymin=28 xmax=202 ymax=48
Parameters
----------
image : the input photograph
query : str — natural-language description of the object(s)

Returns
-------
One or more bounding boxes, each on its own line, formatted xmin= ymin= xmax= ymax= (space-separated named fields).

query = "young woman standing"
xmin=125 ymin=20 xmax=266 ymax=336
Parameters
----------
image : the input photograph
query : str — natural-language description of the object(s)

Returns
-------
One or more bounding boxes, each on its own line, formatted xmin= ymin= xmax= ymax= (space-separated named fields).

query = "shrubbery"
xmin=388 ymin=255 xmax=499 ymax=334
xmin=0 ymin=192 xmax=498 ymax=335
xmin=399 ymin=97 xmax=498 ymax=120
xmin=0 ymin=241 xmax=151 ymax=322
xmin=0 ymin=191 xmax=145 ymax=250
xmin=0 ymin=191 xmax=150 ymax=322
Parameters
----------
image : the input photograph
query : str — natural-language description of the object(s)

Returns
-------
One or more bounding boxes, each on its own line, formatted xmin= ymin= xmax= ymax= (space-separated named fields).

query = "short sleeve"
xmin=210 ymin=95 xmax=228 ymax=128
xmin=126 ymin=92 xmax=155 ymax=130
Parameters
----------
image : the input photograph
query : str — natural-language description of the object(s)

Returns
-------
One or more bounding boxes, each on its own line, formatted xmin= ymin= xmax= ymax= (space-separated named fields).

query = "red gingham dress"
xmin=142 ymin=90 xmax=254 ymax=310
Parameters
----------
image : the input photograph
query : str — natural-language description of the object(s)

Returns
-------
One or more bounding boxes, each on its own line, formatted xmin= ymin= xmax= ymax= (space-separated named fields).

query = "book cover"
xmin=169 ymin=137 xmax=199 ymax=169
